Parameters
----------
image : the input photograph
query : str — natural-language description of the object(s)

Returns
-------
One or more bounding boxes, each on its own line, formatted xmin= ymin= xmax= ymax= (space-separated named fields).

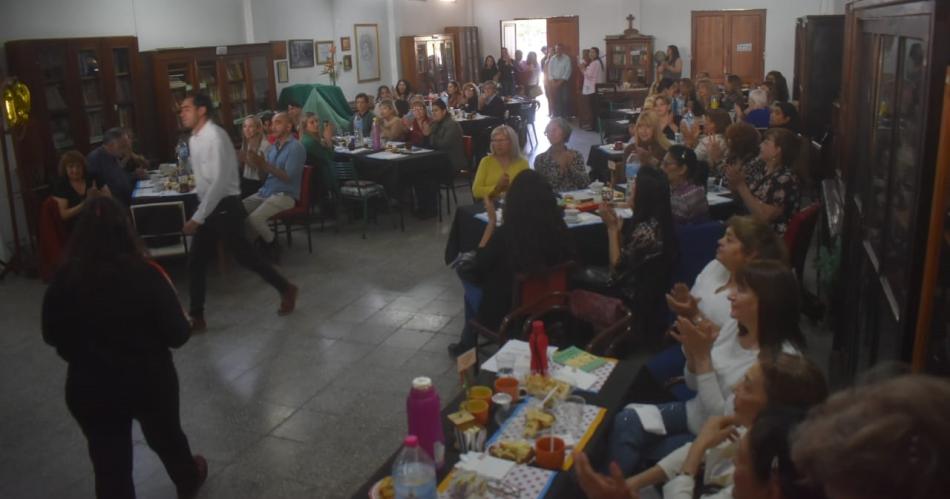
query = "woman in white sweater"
xmin=606 ymin=260 xmax=807 ymax=475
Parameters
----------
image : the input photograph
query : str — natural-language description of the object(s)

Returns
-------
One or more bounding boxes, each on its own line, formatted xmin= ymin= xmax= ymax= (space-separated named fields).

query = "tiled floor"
xmin=0 ymin=112 xmax=834 ymax=499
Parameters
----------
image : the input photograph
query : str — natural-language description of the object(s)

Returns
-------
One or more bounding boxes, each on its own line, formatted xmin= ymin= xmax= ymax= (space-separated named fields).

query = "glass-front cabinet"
xmin=399 ymin=34 xmax=457 ymax=95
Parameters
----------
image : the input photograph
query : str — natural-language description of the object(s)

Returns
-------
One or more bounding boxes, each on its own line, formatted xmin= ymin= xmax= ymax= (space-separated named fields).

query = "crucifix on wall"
xmin=624 ymin=14 xmax=640 ymax=35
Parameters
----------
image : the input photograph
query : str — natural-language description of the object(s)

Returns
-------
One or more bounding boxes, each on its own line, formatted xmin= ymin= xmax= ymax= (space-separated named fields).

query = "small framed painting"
xmin=355 ymin=24 xmax=381 ymax=83
xmin=315 ymin=40 xmax=334 ymax=65
xmin=340 ymin=36 xmax=351 ymax=52
xmin=288 ymin=39 xmax=314 ymax=68
xmin=342 ymin=55 xmax=352 ymax=71
xmin=276 ymin=60 xmax=289 ymax=83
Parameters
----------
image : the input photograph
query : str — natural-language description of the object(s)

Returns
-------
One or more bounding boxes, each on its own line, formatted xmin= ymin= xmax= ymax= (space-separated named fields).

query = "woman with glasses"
xmin=661 ymin=145 xmax=709 ymax=225
xmin=471 ymin=125 xmax=528 ymax=200
xmin=534 ymin=118 xmax=589 ymax=191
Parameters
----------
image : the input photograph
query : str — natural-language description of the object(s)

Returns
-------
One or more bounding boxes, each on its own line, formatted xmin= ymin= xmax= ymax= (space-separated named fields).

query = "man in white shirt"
xmin=546 ymin=43 xmax=573 ymax=118
xmin=180 ymin=93 xmax=298 ymax=331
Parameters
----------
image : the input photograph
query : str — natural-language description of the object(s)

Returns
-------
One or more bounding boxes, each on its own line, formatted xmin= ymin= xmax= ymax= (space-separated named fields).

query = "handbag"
xmin=452 ymin=250 xmax=481 ymax=284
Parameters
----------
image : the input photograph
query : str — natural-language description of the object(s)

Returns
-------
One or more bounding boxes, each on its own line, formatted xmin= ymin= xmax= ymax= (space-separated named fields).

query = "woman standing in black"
xmin=42 ymin=197 xmax=206 ymax=499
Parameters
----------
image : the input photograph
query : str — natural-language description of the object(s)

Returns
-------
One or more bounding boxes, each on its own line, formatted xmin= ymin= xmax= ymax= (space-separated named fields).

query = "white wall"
xmin=249 ymin=0 xmax=336 ymax=94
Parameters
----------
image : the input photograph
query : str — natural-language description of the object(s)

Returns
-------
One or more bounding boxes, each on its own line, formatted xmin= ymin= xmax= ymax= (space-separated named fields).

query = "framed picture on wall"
xmin=340 ymin=36 xmax=351 ymax=52
xmin=315 ymin=40 xmax=334 ymax=65
xmin=354 ymin=24 xmax=381 ymax=83
xmin=288 ymin=39 xmax=314 ymax=68
xmin=342 ymin=55 xmax=352 ymax=71
xmin=276 ymin=60 xmax=289 ymax=83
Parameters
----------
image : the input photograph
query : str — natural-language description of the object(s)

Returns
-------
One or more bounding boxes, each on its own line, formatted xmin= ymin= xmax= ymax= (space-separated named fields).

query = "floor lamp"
xmin=0 ymin=76 xmax=29 ymax=279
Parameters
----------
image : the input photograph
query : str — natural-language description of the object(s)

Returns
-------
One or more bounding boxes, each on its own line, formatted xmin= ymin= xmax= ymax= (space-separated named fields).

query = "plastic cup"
xmin=460 ymin=399 xmax=490 ymax=426
xmin=494 ymin=376 xmax=520 ymax=403
xmin=467 ymin=385 xmax=493 ymax=405
xmin=535 ymin=436 xmax=565 ymax=470
xmin=496 ymin=352 xmax=516 ymax=377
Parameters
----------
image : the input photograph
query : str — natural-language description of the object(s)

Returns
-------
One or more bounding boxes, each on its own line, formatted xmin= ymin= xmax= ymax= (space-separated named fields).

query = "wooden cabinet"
xmin=604 ymin=27 xmax=653 ymax=87
xmin=444 ymin=26 xmax=480 ymax=85
xmin=5 ymin=36 xmax=145 ymax=241
xmin=144 ymin=43 xmax=276 ymax=161
xmin=793 ymin=15 xmax=844 ymax=139
xmin=834 ymin=0 xmax=950 ymax=381
xmin=399 ymin=34 xmax=457 ymax=94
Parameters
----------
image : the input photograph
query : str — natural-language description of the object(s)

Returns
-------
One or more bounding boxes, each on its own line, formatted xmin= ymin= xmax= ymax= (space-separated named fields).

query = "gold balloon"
xmin=2 ymin=80 xmax=31 ymax=128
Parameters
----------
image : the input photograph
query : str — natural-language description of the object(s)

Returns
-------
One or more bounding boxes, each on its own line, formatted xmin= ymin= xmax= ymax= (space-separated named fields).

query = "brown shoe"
xmin=178 ymin=454 xmax=208 ymax=499
xmin=190 ymin=316 xmax=207 ymax=333
xmin=278 ymin=284 xmax=298 ymax=316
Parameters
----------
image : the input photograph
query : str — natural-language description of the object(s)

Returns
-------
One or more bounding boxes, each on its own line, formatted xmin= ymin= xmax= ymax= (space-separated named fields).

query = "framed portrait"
xmin=342 ymin=55 xmax=352 ymax=71
xmin=315 ymin=40 xmax=333 ymax=65
xmin=354 ymin=24 xmax=381 ymax=83
xmin=340 ymin=36 xmax=351 ymax=52
xmin=276 ymin=60 xmax=289 ymax=83
xmin=288 ymin=39 xmax=314 ymax=68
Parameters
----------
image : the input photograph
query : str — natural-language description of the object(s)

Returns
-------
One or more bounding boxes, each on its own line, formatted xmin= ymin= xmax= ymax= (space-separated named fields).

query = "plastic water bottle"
xmin=674 ymin=132 xmax=684 ymax=145
xmin=176 ymin=138 xmax=190 ymax=173
xmin=406 ymin=377 xmax=445 ymax=469
xmin=392 ymin=435 xmax=437 ymax=499
xmin=683 ymin=110 xmax=695 ymax=131
xmin=625 ymin=154 xmax=641 ymax=184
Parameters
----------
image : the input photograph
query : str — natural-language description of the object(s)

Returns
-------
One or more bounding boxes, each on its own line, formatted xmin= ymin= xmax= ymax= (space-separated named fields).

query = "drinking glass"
xmin=556 ymin=395 xmax=586 ymax=441
xmin=496 ymin=352 xmax=515 ymax=377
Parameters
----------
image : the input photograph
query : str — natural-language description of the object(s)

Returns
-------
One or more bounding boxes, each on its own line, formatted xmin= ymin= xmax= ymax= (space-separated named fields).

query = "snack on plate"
xmin=524 ymin=374 xmax=572 ymax=400
xmin=489 ymin=439 xmax=534 ymax=463
xmin=523 ymin=407 xmax=556 ymax=438
xmin=375 ymin=476 xmax=394 ymax=499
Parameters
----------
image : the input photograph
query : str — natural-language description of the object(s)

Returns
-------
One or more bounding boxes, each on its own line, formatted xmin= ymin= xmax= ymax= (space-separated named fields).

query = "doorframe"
xmin=690 ymin=9 xmax=766 ymax=82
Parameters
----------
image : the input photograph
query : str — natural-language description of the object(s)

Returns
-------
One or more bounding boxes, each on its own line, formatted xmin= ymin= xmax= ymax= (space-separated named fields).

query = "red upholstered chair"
xmin=784 ymin=202 xmax=821 ymax=281
xmin=37 ymin=196 xmax=67 ymax=282
xmin=270 ymin=165 xmax=318 ymax=253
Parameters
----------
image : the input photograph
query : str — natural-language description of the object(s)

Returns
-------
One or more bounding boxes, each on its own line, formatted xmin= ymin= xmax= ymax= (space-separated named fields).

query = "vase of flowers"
xmin=322 ymin=44 xmax=339 ymax=86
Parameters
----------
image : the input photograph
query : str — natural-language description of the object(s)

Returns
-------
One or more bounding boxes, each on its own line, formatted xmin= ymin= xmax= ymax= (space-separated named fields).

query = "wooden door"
xmin=546 ymin=16 xmax=580 ymax=117
xmin=691 ymin=10 xmax=765 ymax=83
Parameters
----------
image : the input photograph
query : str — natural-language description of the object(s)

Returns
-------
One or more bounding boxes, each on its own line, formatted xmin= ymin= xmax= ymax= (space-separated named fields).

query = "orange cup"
xmin=494 ymin=377 xmax=520 ymax=402
xmin=535 ymin=436 xmax=566 ymax=470
xmin=467 ymin=385 xmax=493 ymax=406
xmin=460 ymin=399 xmax=490 ymax=426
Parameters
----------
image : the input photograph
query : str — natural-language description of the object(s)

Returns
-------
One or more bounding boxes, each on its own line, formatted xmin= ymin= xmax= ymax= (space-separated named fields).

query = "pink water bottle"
xmin=406 ymin=376 xmax=445 ymax=469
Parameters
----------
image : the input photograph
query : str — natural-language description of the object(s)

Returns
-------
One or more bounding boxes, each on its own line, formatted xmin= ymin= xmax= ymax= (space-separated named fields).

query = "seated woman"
xmin=652 ymin=95 xmax=679 ymax=142
xmin=445 ymin=80 xmax=466 ymax=109
xmin=607 ymin=259 xmax=807 ymax=476
xmin=448 ymin=170 xmax=574 ymax=355
xmin=42 ymin=196 xmax=208 ymax=499
xmin=599 ymin=167 xmax=675 ymax=311
xmin=769 ymin=101 xmax=801 ymax=134
xmin=737 ymin=88 xmax=770 ymax=128
xmin=376 ymin=84 xmax=394 ymax=104
xmin=393 ymin=79 xmax=413 ymax=117
xmin=533 ymin=117 xmax=589 ymax=192
xmin=724 ymin=128 xmax=801 ymax=235
xmin=423 ymin=100 xmax=466 ymax=177
xmin=793 ymin=374 xmax=950 ymax=499
xmin=578 ymin=353 xmax=827 ymax=499
xmin=617 ymin=112 xmax=671 ymax=178
xmin=714 ymin=121 xmax=761 ymax=182
xmin=689 ymin=109 xmax=730 ymax=167
xmin=661 ymin=145 xmax=708 ymax=225
xmin=299 ymin=113 xmax=335 ymax=202
xmin=237 ymin=115 xmax=270 ymax=198
xmin=375 ymin=100 xmax=408 ymax=142
xmin=404 ymin=98 xmax=429 ymax=147
xmin=52 ymin=151 xmax=108 ymax=232
xmin=694 ymin=78 xmax=717 ymax=113
xmin=461 ymin=82 xmax=480 ymax=113
xmin=471 ymin=125 xmax=529 ymax=200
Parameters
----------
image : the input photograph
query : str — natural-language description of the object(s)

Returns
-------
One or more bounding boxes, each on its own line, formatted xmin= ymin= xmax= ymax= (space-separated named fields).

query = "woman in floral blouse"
xmin=534 ymin=118 xmax=589 ymax=191
xmin=599 ymin=167 xmax=676 ymax=307
xmin=661 ymin=145 xmax=709 ymax=225
xmin=724 ymin=128 xmax=801 ymax=235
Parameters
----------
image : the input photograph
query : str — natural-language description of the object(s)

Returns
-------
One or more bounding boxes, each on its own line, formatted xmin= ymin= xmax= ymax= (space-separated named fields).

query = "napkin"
xmin=552 ymin=365 xmax=598 ymax=391
xmin=456 ymin=453 xmax=515 ymax=481
xmin=482 ymin=339 xmax=557 ymax=373
xmin=624 ymin=404 xmax=667 ymax=435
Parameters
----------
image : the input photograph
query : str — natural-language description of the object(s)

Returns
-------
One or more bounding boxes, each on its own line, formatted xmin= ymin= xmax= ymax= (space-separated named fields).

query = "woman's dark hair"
xmin=61 ymin=196 xmax=147 ymax=285
xmin=376 ymin=85 xmax=392 ymax=101
xmin=431 ymin=99 xmax=447 ymax=112
xmin=771 ymin=102 xmax=801 ymax=134
xmin=667 ymin=45 xmax=680 ymax=63
xmin=767 ymin=71 xmax=790 ymax=102
xmin=58 ymin=150 xmax=87 ymax=177
xmin=725 ymin=121 xmax=761 ymax=162
xmin=705 ymin=109 xmax=732 ymax=136
xmin=395 ymin=79 xmax=412 ymax=99
xmin=760 ymin=353 xmax=828 ymax=410
xmin=447 ymin=80 xmax=460 ymax=94
xmin=484 ymin=55 xmax=496 ymax=68
xmin=502 ymin=170 xmax=573 ymax=273
xmin=666 ymin=145 xmax=701 ymax=187
xmin=734 ymin=259 xmax=806 ymax=354
xmin=747 ymin=408 xmax=822 ymax=499
xmin=727 ymin=215 xmax=789 ymax=264
xmin=630 ymin=167 xmax=676 ymax=260
xmin=763 ymin=127 xmax=801 ymax=167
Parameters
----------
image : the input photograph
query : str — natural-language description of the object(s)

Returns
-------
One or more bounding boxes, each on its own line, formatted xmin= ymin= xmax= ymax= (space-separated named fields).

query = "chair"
xmin=326 ymin=160 xmax=401 ymax=238
xmin=672 ymin=221 xmax=725 ymax=288
xmin=469 ymin=261 xmax=575 ymax=348
xmin=521 ymin=101 xmax=541 ymax=148
xmin=439 ymin=135 xmax=477 ymax=220
xmin=269 ymin=165 xmax=319 ymax=253
xmin=784 ymin=202 xmax=821 ymax=282
xmin=37 ymin=196 xmax=67 ymax=283
xmin=130 ymin=201 xmax=189 ymax=259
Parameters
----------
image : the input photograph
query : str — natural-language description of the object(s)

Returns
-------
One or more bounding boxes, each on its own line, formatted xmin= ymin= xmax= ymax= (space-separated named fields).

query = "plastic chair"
xmin=326 ymin=160 xmax=401 ymax=238
xmin=270 ymin=165 xmax=319 ymax=253
xmin=130 ymin=201 xmax=189 ymax=259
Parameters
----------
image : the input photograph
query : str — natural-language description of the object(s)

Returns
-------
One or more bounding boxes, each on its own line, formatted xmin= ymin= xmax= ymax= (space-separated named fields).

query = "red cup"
xmin=494 ymin=377 xmax=520 ymax=402
xmin=535 ymin=436 xmax=565 ymax=470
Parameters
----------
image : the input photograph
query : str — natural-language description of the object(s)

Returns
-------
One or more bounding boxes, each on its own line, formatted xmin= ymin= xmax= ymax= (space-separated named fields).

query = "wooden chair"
xmin=270 ymin=165 xmax=319 ymax=253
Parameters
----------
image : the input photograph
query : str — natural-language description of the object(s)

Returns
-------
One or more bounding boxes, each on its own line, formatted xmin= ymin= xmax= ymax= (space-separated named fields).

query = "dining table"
xmin=131 ymin=175 xmax=199 ymax=217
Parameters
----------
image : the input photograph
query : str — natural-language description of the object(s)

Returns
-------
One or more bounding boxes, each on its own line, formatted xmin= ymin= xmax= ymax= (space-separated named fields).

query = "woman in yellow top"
xmin=472 ymin=125 xmax=529 ymax=200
